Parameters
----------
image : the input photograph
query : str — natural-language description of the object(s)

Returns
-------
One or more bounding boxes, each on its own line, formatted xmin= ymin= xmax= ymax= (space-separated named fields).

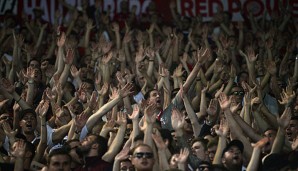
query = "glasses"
xmin=133 ymin=152 xmax=153 ymax=159
xmin=231 ymin=91 xmax=244 ymax=96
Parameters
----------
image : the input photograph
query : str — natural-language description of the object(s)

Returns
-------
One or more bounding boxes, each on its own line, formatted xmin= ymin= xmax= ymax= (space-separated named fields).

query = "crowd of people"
xmin=0 ymin=0 xmax=298 ymax=171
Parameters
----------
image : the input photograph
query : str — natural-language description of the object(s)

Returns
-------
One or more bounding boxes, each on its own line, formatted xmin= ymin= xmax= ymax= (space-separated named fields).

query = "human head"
xmin=47 ymin=148 xmax=71 ymax=171
xmin=198 ymin=161 xmax=213 ymax=171
xmin=144 ymin=89 xmax=162 ymax=109
xmin=130 ymin=144 xmax=155 ymax=171
xmin=76 ymin=134 xmax=108 ymax=157
xmin=230 ymin=85 xmax=244 ymax=104
xmin=221 ymin=140 xmax=243 ymax=170
xmin=120 ymin=159 xmax=134 ymax=171
xmin=191 ymin=138 xmax=208 ymax=161
xmin=263 ymin=128 xmax=277 ymax=153
xmin=19 ymin=109 xmax=37 ymax=134
xmin=285 ymin=116 xmax=298 ymax=142
xmin=28 ymin=58 xmax=40 ymax=69
xmin=207 ymin=138 xmax=218 ymax=162
xmin=64 ymin=139 xmax=82 ymax=165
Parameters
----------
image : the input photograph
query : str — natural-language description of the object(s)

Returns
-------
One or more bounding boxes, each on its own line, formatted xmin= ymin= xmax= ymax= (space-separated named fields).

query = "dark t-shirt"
xmin=74 ymin=156 xmax=112 ymax=171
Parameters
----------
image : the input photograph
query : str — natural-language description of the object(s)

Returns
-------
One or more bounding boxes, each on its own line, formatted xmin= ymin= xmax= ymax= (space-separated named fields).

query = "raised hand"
xmin=86 ymin=19 xmax=95 ymax=30
xmin=116 ymin=71 xmax=127 ymax=87
xmin=38 ymin=100 xmax=49 ymax=118
xmin=159 ymin=65 xmax=169 ymax=78
xmin=215 ymin=84 xmax=224 ymax=99
xmin=245 ymin=46 xmax=258 ymax=62
xmin=111 ymin=22 xmax=120 ymax=32
xmin=70 ymin=65 xmax=81 ymax=78
xmin=218 ymin=93 xmax=231 ymax=110
xmin=88 ymin=91 xmax=98 ymax=110
xmin=144 ymin=103 xmax=157 ymax=124
xmin=116 ymin=111 xmax=127 ymax=126
xmin=0 ymin=78 xmax=15 ymax=93
xmin=11 ymin=140 xmax=26 ymax=158
xmin=172 ymin=64 xmax=184 ymax=78
xmin=251 ymin=137 xmax=269 ymax=149
xmin=128 ymin=104 xmax=140 ymax=120
xmin=118 ymin=83 xmax=134 ymax=98
xmin=109 ymin=86 xmax=118 ymax=100
xmin=57 ymin=32 xmax=66 ymax=47
xmin=215 ymin=118 xmax=229 ymax=137
xmin=115 ymin=146 xmax=130 ymax=161
xmin=75 ymin=112 xmax=88 ymax=131
xmin=171 ymin=107 xmax=185 ymax=131
xmin=176 ymin=148 xmax=190 ymax=164
xmin=2 ymin=121 xmax=17 ymax=139
xmin=207 ymin=99 xmax=218 ymax=117
xmin=97 ymin=82 xmax=109 ymax=97
xmin=65 ymin=48 xmax=75 ymax=65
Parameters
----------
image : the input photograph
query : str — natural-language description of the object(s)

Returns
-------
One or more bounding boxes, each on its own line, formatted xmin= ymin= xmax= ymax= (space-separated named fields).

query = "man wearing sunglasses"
xmin=130 ymin=144 xmax=155 ymax=171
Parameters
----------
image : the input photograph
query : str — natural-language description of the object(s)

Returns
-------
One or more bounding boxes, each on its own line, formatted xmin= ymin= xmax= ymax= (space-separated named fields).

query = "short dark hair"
xmin=88 ymin=134 xmax=108 ymax=157
xmin=191 ymin=137 xmax=208 ymax=151
xmin=47 ymin=147 xmax=71 ymax=165
xmin=129 ymin=143 xmax=152 ymax=155
xmin=19 ymin=108 xmax=36 ymax=120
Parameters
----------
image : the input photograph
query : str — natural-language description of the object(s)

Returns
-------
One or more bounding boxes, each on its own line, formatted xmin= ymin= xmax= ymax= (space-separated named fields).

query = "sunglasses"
xmin=231 ymin=91 xmax=244 ymax=96
xmin=133 ymin=152 xmax=153 ymax=159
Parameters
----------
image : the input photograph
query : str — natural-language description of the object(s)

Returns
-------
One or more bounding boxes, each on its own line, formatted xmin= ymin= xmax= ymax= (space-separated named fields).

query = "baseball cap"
xmin=222 ymin=140 xmax=244 ymax=156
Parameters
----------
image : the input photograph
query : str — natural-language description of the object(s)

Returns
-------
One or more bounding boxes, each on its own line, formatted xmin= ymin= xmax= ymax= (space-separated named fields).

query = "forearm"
xmin=86 ymin=96 xmax=121 ymax=131
xmin=292 ymin=57 xmax=298 ymax=82
xmin=59 ymin=64 xmax=71 ymax=88
xmin=223 ymin=77 xmax=235 ymax=95
xmin=234 ymin=114 xmax=262 ymax=142
xmin=213 ymin=135 xmax=227 ymax=165
xmin=184 ymin=97 xmax=201 ymax=137
xmin=102 ymin=125 xmax=126 ymax=162
xmin=34 ymin=28 xmax=45 ymax=50
xmin=14 ymin=158 xmax=24 ymax=171
xmin=144 ymin=124 xmax=154 ymax=148
xmin=112 ymin=160 xmax=121 ymax=171
xmin=261 ymin=105 xmax=278 ymax=128
xmin=12 ymin=92 xmax=31 ymax=110
xmin=246 ymin=147 xmax=261 ymax=171
xmin=84 ymin=30 xmax=91 ymax=49
xmin=147 ymin=60 xmax=154 ymax=77
xmin=270 ymin=127 xmax=285 ymax=154
xmin=157 ymin=149 xmax=170 ymax=171
xmin=33 ymin=117 xmax=47 ymax=162
xmin=55 ymin=47 xmax=65 ymax=73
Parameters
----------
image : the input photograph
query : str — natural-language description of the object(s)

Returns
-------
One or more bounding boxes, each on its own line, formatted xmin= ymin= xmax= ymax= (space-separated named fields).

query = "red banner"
xmin=1 ymin=0 xmax=298 ymax=24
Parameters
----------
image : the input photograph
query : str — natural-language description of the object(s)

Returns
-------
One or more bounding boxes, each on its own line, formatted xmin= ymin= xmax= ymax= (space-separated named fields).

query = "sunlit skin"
xmin=131 ymin=145 xmax=155 ymax=171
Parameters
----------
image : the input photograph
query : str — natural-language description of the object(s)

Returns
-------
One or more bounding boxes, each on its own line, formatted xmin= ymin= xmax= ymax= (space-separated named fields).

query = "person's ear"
xmin=164 ymin=139 xmax=169 ymax=147
xmin=91 ymin=143 xmax=99 ymax=149
xmin=25 ymin=151 xmax=33 ymax=158
xmin=222 ymin=157 xmax=226 ymax=164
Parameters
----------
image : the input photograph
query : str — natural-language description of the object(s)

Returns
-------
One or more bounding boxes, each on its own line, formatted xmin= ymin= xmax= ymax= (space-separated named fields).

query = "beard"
xmin=76 ymin=145 xmax=91 ymax=157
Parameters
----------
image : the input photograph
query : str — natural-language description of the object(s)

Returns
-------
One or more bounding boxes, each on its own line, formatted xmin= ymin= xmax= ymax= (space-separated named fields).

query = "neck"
xmin=22 ymin=131 xmax=35 ymax=141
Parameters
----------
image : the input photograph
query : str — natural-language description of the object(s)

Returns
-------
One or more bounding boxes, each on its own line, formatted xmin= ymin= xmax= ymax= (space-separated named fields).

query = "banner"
xmin=1 ymin=0 xmax=298 ymax=24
